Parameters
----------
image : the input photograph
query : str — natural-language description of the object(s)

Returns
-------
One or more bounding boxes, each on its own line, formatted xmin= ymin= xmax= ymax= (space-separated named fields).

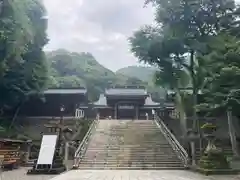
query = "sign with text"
xmin=118 ymin=105 xmax=135 ymax=109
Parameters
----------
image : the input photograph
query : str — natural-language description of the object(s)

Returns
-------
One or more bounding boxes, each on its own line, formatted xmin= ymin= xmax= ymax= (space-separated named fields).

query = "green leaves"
xmin=197 ymin=33 xmax=240 ymax=115
xmin=131 ymin=0 xmax=240 ymax=121
xmin=0 ymin=0 xmax=48 ymax=113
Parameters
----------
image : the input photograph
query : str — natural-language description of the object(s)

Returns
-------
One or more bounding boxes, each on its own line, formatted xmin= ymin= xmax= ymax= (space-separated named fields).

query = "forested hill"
xmin=47 ymin=49 xmax=166 ymax=101
xmin=116 ymin=66 xmax=157 ymax=82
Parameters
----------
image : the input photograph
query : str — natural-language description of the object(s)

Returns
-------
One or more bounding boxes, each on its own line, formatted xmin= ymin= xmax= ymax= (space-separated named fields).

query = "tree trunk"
xmin=227 ymin=109 xmax=239 ymax=157
xmin=8 ymin=104 xmax=22 ymax=131
xmin=190 ymin=50 xmax=198 ymax=131
xmin=175 ymin=89 xmax=187 ymax=135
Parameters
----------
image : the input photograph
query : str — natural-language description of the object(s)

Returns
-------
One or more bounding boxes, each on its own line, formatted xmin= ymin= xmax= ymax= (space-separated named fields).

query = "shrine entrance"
xmin=116 ymin=103 xmax=138 ymax=120
xmin=93 ymin=87 xmax=161 ymax=120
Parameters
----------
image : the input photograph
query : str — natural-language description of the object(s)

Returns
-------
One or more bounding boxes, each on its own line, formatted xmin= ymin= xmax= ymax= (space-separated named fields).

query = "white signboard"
xmin=37 ymin=135 xmax=58 ymax=165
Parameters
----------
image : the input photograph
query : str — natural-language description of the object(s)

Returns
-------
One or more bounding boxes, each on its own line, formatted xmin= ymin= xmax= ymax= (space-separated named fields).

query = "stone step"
xmin=88 ymin=143 xmax=169 ymax=145
xmin=78 ymin=166 xmax=185 ymax=170
xmin=98 ymin=127 xmax=160 ymax=129
xmin=87 ymin=141 xmax=169 ymax=144
xmin=84 ymin=152 xmax=175 ymax=156
xmin=82 ymin=155 xmax=180 ymax=160
xmin=84 ymin=152 xmax=177 ymax=156
xmin=82 ymin=156 xmax=181 ymax=160
xmin=78 ymin=120 xmax=184 ymax=169
xmin=78 ymin=164 xmax=183 ymax=169
xmin=84 ymin=151 xmax=176 ymax=154
xmin=85 ymin=148 xmax=174 ymax=152
xmin=87 ymin=144 xmax=172 ymax=147
xmin=80 ymin=161 xmax=183 ymax=165
xmin=95 ymin=128 xmax=161 ymax=131
xmin=81 ymin=159 xmax=181 ymax=163
xmin=87 ymin=146 xmax=170 ymax=148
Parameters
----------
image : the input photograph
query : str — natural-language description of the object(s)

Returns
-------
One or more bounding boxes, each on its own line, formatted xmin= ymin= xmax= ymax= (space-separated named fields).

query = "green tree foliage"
xmin=0 ymin=0 xmax=48 ymax=114
xmin=130 ymin=0 xmax=238 ymax=132
xmin=116 ymin=66 xmax=157 ymax=82
xmin=199 ymin=34 xmax=240 ymax=112
xmin=197 ymin=33 xmax=240 ymax=157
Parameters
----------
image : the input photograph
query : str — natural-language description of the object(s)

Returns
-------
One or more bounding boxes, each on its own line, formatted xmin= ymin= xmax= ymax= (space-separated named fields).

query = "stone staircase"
xmin=78 ymin=120 xmax=184 ymax=169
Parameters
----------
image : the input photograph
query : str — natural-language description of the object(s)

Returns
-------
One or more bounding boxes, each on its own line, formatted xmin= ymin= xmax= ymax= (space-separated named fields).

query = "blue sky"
xmin=43 ymin=0 xmax=154 ymax=71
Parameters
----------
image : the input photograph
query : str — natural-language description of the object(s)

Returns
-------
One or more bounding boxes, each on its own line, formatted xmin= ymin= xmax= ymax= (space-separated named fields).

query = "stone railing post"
xmin=64 ymin=142 xmax=69 ymax=170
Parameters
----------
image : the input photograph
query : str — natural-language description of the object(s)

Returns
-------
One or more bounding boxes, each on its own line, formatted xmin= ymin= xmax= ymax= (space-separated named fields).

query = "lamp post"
xmin=59 ymin=105 xmax=65 ymax=137
xmin=59 ymin=105 xmax=65 ymax=155
xmin=166 ymin=90 xmax=176 ymax=117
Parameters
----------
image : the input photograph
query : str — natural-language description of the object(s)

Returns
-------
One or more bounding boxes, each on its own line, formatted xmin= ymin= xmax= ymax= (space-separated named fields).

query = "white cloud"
xmin=43 ymin=0 xmax=154 ymax=71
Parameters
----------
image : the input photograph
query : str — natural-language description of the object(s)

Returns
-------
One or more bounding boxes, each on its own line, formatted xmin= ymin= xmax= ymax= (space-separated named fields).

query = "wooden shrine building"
xmin=93 ymin=87 xmax=162 ymax=120
xmin=19 ymin=88 xmax=88 ymax=117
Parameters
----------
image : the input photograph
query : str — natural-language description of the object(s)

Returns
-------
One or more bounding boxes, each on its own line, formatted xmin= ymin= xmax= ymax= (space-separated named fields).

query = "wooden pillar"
xmin=96 ymin=109 xmax=100 ymax=120
xmin=135 ymin=106 xmax=139 ymax=120
xmin=114 ymin=104 xmax=117 ymax=119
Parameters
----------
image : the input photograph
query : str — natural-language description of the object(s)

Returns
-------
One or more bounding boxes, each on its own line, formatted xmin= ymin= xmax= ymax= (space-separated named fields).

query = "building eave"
xmin=93 ymin=106 xmax=113 ymax=109
xmin=44 ymin=88 xmax=87 ymax=95
xmin=140 ymin=106 xmax=162 ymax=109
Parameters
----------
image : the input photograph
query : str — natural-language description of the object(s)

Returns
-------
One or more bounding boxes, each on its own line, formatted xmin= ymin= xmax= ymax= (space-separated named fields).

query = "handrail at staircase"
xmin=154 ymin=115 xmax=189 ymax=167
xmin=73 ymin=119 xmax=98 ymax=168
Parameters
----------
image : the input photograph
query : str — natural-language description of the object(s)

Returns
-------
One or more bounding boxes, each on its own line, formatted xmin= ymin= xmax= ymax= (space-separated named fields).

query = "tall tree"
xmin=198 ymin=33 xmax=240 ymax=156
xmin=131 ymin=0 xmax=238 ymax=132
xmin=130 ymin=26 xmax=190 ymax=134
xmin=0 ymin=0 xmax=48 ymax=116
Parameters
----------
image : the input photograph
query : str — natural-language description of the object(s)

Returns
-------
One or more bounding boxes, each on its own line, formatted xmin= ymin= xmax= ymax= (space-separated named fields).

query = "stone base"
xmin=27 ymin=166 xmax=66 ymax=175
xmin=230 ymin=157 xmax=240 ymax=170
xmin=71 ymin=165 xmax=79 ymax=170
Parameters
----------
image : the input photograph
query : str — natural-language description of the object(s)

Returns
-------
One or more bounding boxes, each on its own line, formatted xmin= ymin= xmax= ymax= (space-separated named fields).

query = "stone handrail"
xmin=73 ymin=119 xmax=98 ymax=168
xmin=154 ymin=115 xmax=189 ymax=167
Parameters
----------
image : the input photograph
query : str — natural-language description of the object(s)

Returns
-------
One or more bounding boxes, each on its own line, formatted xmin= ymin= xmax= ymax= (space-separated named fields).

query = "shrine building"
xmin=93 ymin=87 xmax=162 ymax=120
xmin=19 ymin=88 xmax=88 ymax=117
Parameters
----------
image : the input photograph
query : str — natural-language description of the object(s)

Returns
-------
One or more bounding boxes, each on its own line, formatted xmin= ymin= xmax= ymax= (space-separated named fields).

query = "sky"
xmin=43 ymin=0 xmax=154 ymax=71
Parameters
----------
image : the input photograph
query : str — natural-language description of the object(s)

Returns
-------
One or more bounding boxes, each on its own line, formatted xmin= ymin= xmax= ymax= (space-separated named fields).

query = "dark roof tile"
xmin=144 ymin=96 xmax=160 ymax=106
xmin=44 ymin=89 xmax=87 ymax=94
xmin=105 ymin=88 xmax=147 ymax=96
xmin=94 ymin=94 xmax=107 ymax=106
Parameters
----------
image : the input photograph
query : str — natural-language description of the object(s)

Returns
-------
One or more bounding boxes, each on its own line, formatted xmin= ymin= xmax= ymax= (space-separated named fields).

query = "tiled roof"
xmin=94 ymin=94 xmax=107 ymax=106
xmin=144 ymin=96 xmax=160 ymax=106
xmin=105 ymin=88 xmax=147 ymax=96
xmin=44 ymin=88 xmax=87 ymax=94
xmin=163 ymin=102 xmax=175 ymax=107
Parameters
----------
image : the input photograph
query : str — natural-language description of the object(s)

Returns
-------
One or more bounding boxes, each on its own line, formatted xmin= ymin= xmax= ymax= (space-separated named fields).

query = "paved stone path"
xmin=1 ymin=168 xmax=240 ymax=180
xmin=49 ymin=170 xmax=240 ymax=180
xmin=0 ymin=168 xmax=56 ymax=180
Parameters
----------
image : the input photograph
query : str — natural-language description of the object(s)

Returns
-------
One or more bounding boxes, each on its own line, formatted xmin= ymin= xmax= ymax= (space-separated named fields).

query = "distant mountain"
xmin=46 ymin=50 xmax=147 ymax=101
xmin=116 ymin=66 xmax=166 ymax=101
xmin=46 ymin=50 xmax=166 ymax=101
xmin=116 ymin=66 xmax=157 ymax=82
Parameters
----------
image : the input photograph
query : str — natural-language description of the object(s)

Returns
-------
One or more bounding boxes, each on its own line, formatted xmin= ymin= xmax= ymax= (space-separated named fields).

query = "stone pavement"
xmin=1 ymin=169 xmax=240 ymax=180
xmin=50 ymin=170 xmax=240 ymax=180
xmin=0 ymin=168 xmax=56 ymax=180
